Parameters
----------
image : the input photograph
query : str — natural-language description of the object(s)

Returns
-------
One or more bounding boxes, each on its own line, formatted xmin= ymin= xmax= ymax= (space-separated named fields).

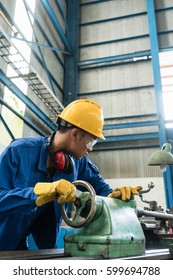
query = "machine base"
xmin=64 ymin=197 xmax=145 ymax=258
xmin=0 ymin=248 xmax=172 ymax=260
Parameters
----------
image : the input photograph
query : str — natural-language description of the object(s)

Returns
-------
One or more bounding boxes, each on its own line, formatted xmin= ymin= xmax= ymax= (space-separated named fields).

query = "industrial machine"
xmin=0 ymin=180 xmax=173 ymax=260
xmin=60 ymin=180 xmax=173 ymax=259
xmin=138 ymin=182 xmax=173 ymax=251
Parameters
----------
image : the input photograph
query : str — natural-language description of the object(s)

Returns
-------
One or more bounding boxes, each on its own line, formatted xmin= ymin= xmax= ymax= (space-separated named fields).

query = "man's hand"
xmin=34 ymin=179 xmax=76 ymax=206
xmin=108 ymin=186 xmax=142 ymax=201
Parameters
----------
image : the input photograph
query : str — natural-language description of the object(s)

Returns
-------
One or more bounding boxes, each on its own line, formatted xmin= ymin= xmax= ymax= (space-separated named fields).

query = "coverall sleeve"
xmin=0 ymin=146 xmax=37 ymax=215
xmin=77 ymin=156 xmax=113 ymax=196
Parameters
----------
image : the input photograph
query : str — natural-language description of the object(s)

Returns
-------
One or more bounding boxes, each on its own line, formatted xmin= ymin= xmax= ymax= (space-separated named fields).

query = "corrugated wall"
xmin=78 ymin=0 xmax=173 ymax=180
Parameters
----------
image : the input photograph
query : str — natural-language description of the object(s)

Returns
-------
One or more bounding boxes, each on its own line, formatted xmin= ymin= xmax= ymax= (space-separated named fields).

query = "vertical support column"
xmin=146 ymin=0 xmax=173 ymax=208
xmin=64 ymin=0 xmax=80 ymax=106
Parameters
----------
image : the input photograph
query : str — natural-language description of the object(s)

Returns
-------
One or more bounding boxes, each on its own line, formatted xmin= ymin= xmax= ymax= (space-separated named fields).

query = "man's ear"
xmin=70 ymin=128 xmax=80 ymax=141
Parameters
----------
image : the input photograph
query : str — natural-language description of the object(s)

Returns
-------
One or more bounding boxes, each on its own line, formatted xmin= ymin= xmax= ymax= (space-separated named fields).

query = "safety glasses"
xmin=86 ymin=138 xmax=97 ymax=150
xmin=78 ymin=129 xmax=97 ymax=150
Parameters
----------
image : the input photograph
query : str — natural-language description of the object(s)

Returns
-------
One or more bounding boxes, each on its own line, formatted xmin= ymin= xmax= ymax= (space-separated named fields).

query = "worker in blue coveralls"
xmin=0 ymin=99 xmax=142 ymax=251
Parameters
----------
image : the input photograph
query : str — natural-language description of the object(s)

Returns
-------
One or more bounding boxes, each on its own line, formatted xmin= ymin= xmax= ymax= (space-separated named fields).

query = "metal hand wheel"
xmin=60 ymin=180 xmax=96 ymax=228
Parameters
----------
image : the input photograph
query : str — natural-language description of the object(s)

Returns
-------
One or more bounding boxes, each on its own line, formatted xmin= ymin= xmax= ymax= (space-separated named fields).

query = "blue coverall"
xmin=0 ymin=136 xmax=113 ymax=250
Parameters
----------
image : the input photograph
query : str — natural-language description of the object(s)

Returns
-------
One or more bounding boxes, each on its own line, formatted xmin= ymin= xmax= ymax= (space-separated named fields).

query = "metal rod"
xmin=137 ymin=208 xmax=173 ymax=220
xmin=0 ymin=11 xmax=18 ymax=36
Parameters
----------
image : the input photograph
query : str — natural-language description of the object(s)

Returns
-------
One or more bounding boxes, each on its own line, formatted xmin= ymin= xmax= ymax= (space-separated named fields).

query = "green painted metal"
xmin=148 ymin=143 xmax=173 ymax=166
xmin=64 ymin=195 xmax=145 ymax=258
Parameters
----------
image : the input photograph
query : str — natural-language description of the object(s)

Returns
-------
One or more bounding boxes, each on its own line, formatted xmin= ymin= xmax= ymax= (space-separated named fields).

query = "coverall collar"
xmin=38 ymin=137 xmax=48 ymax=171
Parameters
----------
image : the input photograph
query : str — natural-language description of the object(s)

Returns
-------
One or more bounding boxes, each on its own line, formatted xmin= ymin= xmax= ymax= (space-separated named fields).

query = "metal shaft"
xmin=137 ymin=208 xmax=173 ymax=220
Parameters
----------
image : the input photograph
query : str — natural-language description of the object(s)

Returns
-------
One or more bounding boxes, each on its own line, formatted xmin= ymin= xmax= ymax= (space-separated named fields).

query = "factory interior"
xmin=0 ymin=0 xmax=173 ymax=260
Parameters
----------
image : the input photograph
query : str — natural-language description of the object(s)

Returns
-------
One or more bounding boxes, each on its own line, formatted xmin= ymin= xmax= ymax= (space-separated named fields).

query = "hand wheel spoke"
xmin=60 ymin=180 xmax=96 ymax=228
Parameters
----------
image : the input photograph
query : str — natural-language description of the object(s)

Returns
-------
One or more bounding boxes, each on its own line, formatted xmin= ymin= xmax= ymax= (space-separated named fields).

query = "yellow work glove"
xmin=34 ymin=179 xmax=76 ymax=206
xmin=108 ymin=186 xmax=142 ymax=201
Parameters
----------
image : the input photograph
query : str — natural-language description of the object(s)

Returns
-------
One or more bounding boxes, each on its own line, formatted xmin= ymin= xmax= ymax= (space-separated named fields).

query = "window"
xmin=160 ymin=51 xmax=173 ymax=128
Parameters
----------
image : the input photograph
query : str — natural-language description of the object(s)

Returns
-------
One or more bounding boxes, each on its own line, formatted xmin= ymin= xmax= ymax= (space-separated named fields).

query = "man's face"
xmin=70 ymin=129 xmax=97 ymax=160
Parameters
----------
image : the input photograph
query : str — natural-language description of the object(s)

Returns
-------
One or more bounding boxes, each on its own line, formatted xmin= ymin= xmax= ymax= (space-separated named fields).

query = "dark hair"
xmin=57 ymin=117 xmax=88 ymax=135
xmin=58 ymin=125 xmax=76 ymax=133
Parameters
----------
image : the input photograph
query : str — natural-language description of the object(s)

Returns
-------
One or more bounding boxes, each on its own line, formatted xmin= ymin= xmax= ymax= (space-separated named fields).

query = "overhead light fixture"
xmin=148 ymin=140 xmax=173 ymax=172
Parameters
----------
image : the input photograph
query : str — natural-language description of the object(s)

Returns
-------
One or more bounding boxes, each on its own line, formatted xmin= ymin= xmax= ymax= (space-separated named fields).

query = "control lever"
xmin=138 ymin=182 xmax=159 ymax=211
xmin=139 ymin=182 xmax=155 ymax=194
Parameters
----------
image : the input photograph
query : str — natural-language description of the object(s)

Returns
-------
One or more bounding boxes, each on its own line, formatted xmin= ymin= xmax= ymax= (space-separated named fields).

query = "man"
xmin=0 ymin=99 xmax=141 ymax=250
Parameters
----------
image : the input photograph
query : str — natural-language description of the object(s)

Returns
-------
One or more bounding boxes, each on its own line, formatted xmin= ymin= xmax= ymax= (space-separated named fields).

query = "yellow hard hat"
xmin=58 ymin=99 xmax=105 ymax=140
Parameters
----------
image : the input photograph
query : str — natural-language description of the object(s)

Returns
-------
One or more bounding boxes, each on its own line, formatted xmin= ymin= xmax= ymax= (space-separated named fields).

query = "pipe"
xmin=0 ymin=11 xmax=18 ymax=36
xmin=137 ymin=208 xmax=173 ymax=220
